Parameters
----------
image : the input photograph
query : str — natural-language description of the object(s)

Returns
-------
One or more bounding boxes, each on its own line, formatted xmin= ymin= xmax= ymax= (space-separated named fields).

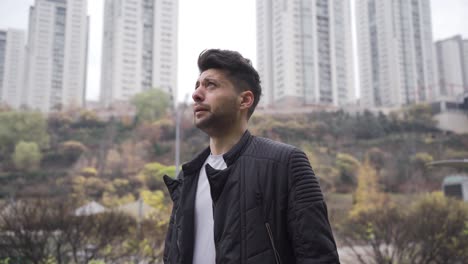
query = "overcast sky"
xmin=1 ymin=0 xmax=467 ymax=102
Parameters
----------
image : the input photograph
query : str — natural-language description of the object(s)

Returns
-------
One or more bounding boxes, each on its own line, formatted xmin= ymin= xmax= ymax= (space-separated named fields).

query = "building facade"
xmin=100 ymin=0 xmax=178 ymax=107
xmin=24 ymin=0 xmax=89 ymax=112
xmin=256 ymin=0 xmax=355 ymax=108
xmin=435 ymin=35 xmax=468 ymax=101
xmin=0 ymin=29 xmax=26 ymax=109
xmin=357 ymin=0 xmax=437 ymax=109
xmin=464 ymin=39 xmax=468 ymax=91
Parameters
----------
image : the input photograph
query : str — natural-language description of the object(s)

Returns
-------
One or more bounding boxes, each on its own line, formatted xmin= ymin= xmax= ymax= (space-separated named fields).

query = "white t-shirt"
xmin=193 ymin=154 xmax=227 ymax=264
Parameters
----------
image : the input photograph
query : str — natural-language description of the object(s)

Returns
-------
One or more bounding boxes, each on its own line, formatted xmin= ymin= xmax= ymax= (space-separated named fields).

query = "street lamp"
xmin=175 ymin=94 xmax=190 ymax=176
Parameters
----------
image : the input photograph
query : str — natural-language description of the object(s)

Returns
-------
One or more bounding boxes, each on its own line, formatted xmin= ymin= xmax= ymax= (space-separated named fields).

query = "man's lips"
xmin=194 ymin=105 xmax=209 ymax=113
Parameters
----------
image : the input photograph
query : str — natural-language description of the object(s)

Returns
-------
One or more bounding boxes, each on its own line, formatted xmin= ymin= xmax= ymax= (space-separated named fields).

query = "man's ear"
xmin=239 ymin=90 xmax=254 ymax=110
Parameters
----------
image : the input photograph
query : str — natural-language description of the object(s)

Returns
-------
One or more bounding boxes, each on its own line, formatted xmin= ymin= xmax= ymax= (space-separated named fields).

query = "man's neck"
xmin=209 ymin=125 xmax=247 ymax=156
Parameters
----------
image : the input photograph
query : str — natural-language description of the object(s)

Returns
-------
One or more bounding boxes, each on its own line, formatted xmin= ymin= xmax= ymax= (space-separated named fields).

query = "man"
xmin=163 ymin=49 xmax=339 ymax=264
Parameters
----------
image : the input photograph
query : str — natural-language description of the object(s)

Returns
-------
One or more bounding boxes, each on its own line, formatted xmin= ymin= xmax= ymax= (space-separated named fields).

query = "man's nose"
xmin=192 ymin=87 xmax=204 ymax=103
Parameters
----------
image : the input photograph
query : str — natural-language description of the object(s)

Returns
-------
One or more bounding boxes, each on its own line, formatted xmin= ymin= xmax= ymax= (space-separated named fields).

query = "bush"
xmin=404 ymin=192 xmax=468 ymax=263
xmin=59 ymin=140 xmax=87 ymax=163
xmin=0 ymin=199 xmax=135 ymax=263
xmin=81 ymin=167 xmax=98 ymax=177
xmin=339 ymin=192 xmax=468 ymax=264
xmin=335 ymin=153 xmax=360 ymax=190
xmin=141 ymin=162 xmax=175 ymax=191
xmin=12 ymin=141 xmax=42 ymax=171
xmin=0 ymin=111 xmax=49 ymax=160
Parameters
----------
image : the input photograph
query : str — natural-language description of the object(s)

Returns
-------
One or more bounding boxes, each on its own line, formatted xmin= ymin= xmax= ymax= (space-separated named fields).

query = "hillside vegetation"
xmin=1 ymin=97 xmax=467 ymax=262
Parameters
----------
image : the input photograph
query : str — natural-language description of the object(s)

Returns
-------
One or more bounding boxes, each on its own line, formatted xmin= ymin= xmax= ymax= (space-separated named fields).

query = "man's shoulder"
xmin=251 ymin=136 xmax=296 ymax=150
xmin=244 ymin=135 xmax=299 ymax=162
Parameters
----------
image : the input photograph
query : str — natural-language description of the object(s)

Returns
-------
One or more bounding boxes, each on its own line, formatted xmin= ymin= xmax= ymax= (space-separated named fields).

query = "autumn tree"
xmin=140 ymin=162 xmax=176 ymax=191
xmin=124 ymin=190 xmax=171 ymax=262
xmin=350 ymin=159 xmax=387 ymax=217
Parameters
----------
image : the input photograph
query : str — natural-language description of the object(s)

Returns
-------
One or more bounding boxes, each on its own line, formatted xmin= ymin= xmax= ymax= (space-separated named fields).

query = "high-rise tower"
xmin=100 ymin=0 xmax=178 ymax=107
xmin=357 ymin=0 xmax=437 ymax=108
xmin=435 ymin=35 xmax=468 ymax=100
xmin=0 ymin=29 xmax=26 ymax=109
xmin=256 ymin=0 xmax=355 ymax=108
xmin=25 ymin=0 xmax=89 ymax=112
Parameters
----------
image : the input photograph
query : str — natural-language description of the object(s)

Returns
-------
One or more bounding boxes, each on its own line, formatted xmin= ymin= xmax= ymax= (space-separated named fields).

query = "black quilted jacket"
xmin=163 ymin=131 xmax=339 ymax=264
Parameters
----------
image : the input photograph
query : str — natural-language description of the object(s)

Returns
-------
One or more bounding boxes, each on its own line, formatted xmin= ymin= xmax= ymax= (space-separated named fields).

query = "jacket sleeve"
xmin=287 ymin=149 xmax=340 ymax=263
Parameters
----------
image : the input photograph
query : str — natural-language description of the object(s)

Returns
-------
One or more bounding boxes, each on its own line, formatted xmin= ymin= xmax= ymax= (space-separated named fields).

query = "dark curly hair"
xmin=197 ymin=49 xmax=262 ymax=118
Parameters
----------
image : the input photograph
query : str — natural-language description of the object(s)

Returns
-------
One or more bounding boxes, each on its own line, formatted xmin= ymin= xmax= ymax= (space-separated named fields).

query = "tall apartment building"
xmin=435 ymin=35 xmax=468 ymax=100
xmin=100 ymin=0 xmax=178 ymax=107
xmin=24 ymin=0 xmax=89 ymax=112
xmin=464 ymin=39 xmax=468 ymax=91
xmin=357 ymin=0 xmax=437 ymax=109
xmin=0 ymin=29 xmax=26 ymax=109
xmin=256 ymin=0 xmax=354 ymax=108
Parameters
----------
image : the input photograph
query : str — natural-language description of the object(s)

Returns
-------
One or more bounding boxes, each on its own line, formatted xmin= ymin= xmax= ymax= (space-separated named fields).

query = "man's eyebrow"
xmin=204 ymin=77 xmax=219 ymax=83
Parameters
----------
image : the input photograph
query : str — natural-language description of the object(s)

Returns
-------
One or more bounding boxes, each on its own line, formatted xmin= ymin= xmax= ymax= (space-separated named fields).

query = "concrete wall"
xmin=435 ymin=111 xmax=468 ymax=134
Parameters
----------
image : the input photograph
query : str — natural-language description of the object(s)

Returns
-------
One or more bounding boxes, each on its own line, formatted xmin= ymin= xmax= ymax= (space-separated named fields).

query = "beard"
xmin=194 ymin=101 xmax=238 ymax=136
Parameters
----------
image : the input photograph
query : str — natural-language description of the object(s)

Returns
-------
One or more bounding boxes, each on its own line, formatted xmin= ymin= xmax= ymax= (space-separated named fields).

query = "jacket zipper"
xmin=256 ymin=192 xmax=282 ymax=264
xmin=173 ymin=180 xmax=182 ymax=257
xmin=265 ymin=222 xmax=282 ymax=264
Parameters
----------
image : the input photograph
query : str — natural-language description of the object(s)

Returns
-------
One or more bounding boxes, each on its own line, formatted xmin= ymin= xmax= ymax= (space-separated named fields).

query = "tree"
xmin=0 ymin=199 xmax=56 ymax=263
xmin=339 ymin=192 xmax=468 ymax=264
xmin=408 ymin=152 xmax=434 ymax=190
xmin=340 ymin=205 xmax=406 ymax=264
xmin=123 ymin=190 xmax=171 ymax=263
xmin=335 ymin=153 xmax=361 ymax=190
xmin=72 ymin=109 xmax=104 ymax=128
xmin=101 ymin=192 xmax=136 ymax=207
xmin=366 ymin=147 xmax=387 ymax=178
xmin=47 ymin=112 xmax=72 ymax=147
xmin=354 ymin=110 xmax=385 ymax=139
xmin=131 ymin=89 xmax=170 ymax=123
xmin=0 ymin=198 xmax=135 ymax=263
xmin=140 ymin=189 xmax=165 ymax=210
xmin=350 ymin=159 xmax=387 ymax=217
xmin=12 ymin=141 xmax=42 ymax=171
xmin=402 ymin=103 xmax=437 ymax=131
xmin=0 ymin=111 xmax=49 ymax=161
xmin=310 ymin=121 xmax=330 ymax=144
xmin=410 ymin=152 xmax=433 ymax=172
xmin=140 ymin=162 xmax=176 ymax=191
xmin=403 ymin=192 xmax=468 ymax=264
xmin=59 ymin=140 xmax=87 ymax=164
xmin=131 ymin=212 xmax=171 ymax=263
xmin=66 ymin=212 xmax=135 ymax=263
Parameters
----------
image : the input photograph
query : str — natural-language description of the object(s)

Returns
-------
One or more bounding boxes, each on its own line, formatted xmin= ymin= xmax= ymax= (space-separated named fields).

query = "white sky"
xmin=1 ymin=0 xmax=468 ymax=102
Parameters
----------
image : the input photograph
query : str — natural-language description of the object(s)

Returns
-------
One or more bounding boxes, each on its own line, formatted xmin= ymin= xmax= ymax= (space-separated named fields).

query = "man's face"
xmin=192 ymin=69 xmax=241 ymax=134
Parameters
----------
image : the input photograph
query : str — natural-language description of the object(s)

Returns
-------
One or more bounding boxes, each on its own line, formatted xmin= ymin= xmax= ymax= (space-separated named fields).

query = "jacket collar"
xmin=181 ymin=130 xmax=252 ymax=175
